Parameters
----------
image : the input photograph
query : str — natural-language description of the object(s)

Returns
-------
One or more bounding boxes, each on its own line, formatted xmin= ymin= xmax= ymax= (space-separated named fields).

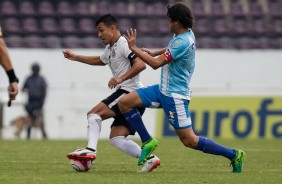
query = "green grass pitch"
xmin=0 ymin=138 xmax=282 ymax=184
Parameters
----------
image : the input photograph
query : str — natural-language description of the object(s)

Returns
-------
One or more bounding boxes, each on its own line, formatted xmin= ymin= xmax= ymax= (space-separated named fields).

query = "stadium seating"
xmin=44 ymin=35 xmax=61 ymax=48
xmin=82 ymin=36 xmax=104 ymax=48
xmin=253 ymin=37 xmax=271 ymax=49
xmin=78 ymin=18 xmax=97 ymax=35
xmin=217 ymin=37 xmax=235 ymax=49
xmin=192 ymin=0 xmax=206 ymax=17
xmin=229 ymin=0 xmax=245 ymax=18
xmin=155 ymin=18 xmax=169 ymax=34
xmin=0 ymin=1 xmax=17 ymax=15
xmin=193 ymin=18 xmax=211 ymax=36
xmin=196 ymin=37 xmax=218 ymax=49
xmin=113 ymin=1 xmax=129 ymax=16
xmin=19 ymin=1 xmax=36 ymax=16
xmin=235 ymin=37 xmax=254 ymax=49
xmin=61 ymin=36 xmax=82 ymax=48
xmin=40 ymin=18 xmax=60 ymax=34
xmin=57 ymin=1 xmax=74 ymax=16
xmin=0 ymin=0 xmax=281 ymax=49
xmin=133 ymin=2 xmax=149 ymax=16
xmin=250 ymin=17 xmax=268 ymax=37
xmin=96 ymin=1 xmax=111 ymax=16
xmin=136 ymin=18 xmax=153 ymax=35
xmin=230 ymin=17 xmax=251 ymax=37
xmin=4 ymin=35 xmax=24 ymax=48
xmin=2 ymin=18 xmax=21 ymax=33
xmin=268 ymin=0 xmax=282 ymax=18
xmin=75 ymin=1 xmax=92 ymax=16
xmin=249 ymin=0 xmax=264 ymax=18
xmin=24 ymin=35 xmax=43 ymax=48
xmin=38 ymin=1 xmax=55 ymax=15
xmin=22 ymin=18 xmax=39 ymax=34
xmin=151 ymin=2 xmax=167 ymax=16
xmin=118 ymin=18 xmax=133 ymax=33
xmin=212 ymin=18 xmax=230 ymax=37
xmin=210 ymin=0 xmax=226 ymax=18
xmin=59 ymin=18 xmax=77 ymax=34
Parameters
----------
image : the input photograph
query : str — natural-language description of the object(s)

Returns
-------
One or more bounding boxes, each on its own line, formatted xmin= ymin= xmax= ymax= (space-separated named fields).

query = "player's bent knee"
xmin=180 ymin=137 xmax=198 ymax=149
xmin=87 ymin=108 xmax=103 ymax=117
xmin=118 ymin=98 xmax=127 ymax=112
xmin=87 ymin=110 xmax=97 ymax=116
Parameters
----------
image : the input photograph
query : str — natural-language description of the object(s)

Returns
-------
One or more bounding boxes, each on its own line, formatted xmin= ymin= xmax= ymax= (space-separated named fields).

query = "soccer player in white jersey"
xmin=0 ymin=24 xmax=19 ymax=105
xmin=63 ymin=14 xmax=160 ymax=172
xmin=118 ymin=3 xmax=245 ymax=173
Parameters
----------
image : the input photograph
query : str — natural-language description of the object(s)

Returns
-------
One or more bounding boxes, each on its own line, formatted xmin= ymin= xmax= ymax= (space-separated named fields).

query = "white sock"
xmin=110 ymin=136 xmax=141 ymax=158
xmin=87 ymin=114 xmax=102 ymax=151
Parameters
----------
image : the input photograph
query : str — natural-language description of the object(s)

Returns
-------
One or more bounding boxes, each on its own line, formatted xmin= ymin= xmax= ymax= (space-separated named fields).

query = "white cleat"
xmin=139 ymin=155 xmax=160 ymax=172
xmin=67 ymin=148 xmax=96 ymax=161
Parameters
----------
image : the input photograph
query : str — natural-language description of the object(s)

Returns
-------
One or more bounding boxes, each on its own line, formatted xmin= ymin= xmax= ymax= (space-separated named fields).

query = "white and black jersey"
xmin=100 ymin=36 xmax=144 ymax=92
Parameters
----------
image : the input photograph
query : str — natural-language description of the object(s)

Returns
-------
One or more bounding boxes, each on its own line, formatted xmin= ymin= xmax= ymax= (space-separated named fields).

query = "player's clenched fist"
xmin=63 ymin=49 xmax=77 ymax=61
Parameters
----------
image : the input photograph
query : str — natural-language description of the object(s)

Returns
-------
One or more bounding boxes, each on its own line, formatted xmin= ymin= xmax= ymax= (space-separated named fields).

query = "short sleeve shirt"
xmin=100 ymin=36 xmax=144 ymax=91
xmin=161 ymin=30 xmax=196 ymax=99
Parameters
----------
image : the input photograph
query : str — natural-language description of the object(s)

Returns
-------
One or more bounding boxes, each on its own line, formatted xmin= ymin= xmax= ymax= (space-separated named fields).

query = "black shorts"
xmin=101 ymin=89 xmax=145 ymax=135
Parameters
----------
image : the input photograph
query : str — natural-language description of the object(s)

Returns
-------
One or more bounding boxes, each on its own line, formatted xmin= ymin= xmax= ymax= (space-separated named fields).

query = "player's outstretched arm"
xmin=63 ymin=49 xmax=105 ymax=66
xmin=141 ymin=48 xmax=166 ymax=57
xmin=0 ymin=38 xmax=13 ymax=70
xmin=124 ymin=29 xmax=168 ymax=70
xmin=0 ymin=38 xmax=19 ymax=102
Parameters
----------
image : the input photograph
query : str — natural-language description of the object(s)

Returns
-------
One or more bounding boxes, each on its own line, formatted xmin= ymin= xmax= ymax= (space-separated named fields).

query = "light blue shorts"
xmin=136 ymin=84 xmax=192 ymax=129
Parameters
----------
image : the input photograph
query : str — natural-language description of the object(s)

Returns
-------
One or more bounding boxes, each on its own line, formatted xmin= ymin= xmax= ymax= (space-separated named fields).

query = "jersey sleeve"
xmin=100 ymin=46 xmax=109 ymax=64
xmin=164 ymin=38 xmax=187 ymax=62
xmin=121 ymin=40 xmax=137 ymax=63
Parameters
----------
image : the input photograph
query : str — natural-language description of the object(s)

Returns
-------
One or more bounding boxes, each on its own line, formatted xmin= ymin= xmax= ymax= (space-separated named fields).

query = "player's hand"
xmin=63 ymin=49 xmax=76 ymax=60
xmin=108 ymin=77 xmax=123 ymax=89
xmin=124 ymin=28 xmax=137 ymax=50
xmin=7 ymin=82 xmax=18 ymax=106
xmin=141 ymin=48 xmax=155 ymax=56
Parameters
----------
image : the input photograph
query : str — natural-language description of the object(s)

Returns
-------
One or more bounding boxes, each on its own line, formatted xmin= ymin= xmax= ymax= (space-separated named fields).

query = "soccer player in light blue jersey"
xmin=119 ymin=2 xmax=245 ymax=173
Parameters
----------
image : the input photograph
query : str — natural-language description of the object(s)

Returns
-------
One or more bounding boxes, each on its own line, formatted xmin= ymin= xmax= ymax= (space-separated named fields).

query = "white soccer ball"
xmin=70 ymin=159 xmax=93 ymax=172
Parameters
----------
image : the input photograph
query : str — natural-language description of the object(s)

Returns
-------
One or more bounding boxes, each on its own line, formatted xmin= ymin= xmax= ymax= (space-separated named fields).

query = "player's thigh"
xmin=89 ymin=89 xmax=131 ymax=120
xmin=119 ymin=85 xmax=161 ymax=110
xmin=136 ymin=84 xmax=161 ymax=108
xmin=161 ymin=94 xmax=192 ymax=129
xmin=119 ymin=91 xmax=143 ymax=109
xmin=88 ymin=102 xmax=115 ymax=120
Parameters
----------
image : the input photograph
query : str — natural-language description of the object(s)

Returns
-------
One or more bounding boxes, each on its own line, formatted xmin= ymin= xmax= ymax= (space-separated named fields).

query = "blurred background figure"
xmin=22 ymin=63 xmax=48 ymax=140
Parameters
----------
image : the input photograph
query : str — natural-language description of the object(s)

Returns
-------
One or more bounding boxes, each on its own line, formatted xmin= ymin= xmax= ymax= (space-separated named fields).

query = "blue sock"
xmin=124 ymin=108 xmax=151 ymax=143
xmin=196 ymin=136 xmax=236 ymax=160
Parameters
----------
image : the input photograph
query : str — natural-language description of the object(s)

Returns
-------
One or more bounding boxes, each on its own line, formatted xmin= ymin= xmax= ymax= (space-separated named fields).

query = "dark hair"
xmin=31 ymin=63 xmax=40 ymax=73
xmin=167 ymin=2 xmax=194 ymax=28
xmin=96 ymin=14 xmax=118 ymax=28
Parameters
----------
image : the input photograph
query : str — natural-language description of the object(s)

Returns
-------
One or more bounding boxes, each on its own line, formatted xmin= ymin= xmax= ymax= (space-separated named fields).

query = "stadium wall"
xmin=0 ymin=49 xmax=281 ymax=140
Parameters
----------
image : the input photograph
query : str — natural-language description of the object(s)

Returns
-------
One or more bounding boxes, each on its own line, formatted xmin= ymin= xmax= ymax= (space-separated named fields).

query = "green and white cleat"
xmin=230 ymin=149 xmax=246 ymax=173
xmin=138 ymin=138 xmax=159 ymax=166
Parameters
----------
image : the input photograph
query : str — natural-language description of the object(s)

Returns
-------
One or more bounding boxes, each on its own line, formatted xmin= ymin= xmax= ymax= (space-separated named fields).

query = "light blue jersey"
xmin=136 ymin=30 xmax=196 ymax=129
xmin=161 ymin=30 xmax=196 ymax=100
